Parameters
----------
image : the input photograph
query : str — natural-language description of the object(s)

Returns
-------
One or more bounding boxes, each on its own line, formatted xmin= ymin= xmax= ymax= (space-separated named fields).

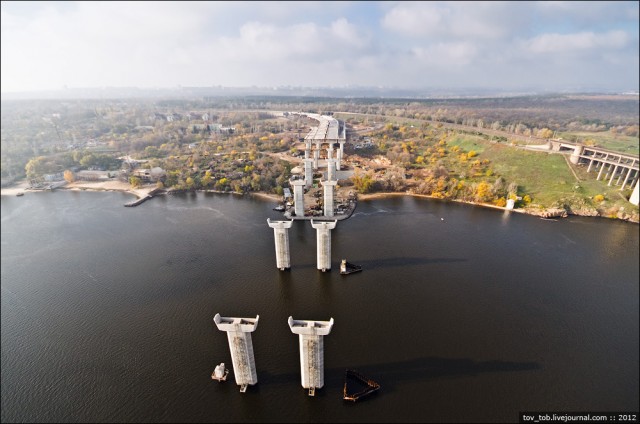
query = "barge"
xmin=343 ymin=369 xmax=380 ymax=402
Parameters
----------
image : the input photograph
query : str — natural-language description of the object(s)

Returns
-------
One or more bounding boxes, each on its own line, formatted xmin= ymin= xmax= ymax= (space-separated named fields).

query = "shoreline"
xmin=4 ymin=180 xmax=637 ymax=223
xmin=249 ymin=192 xmax=282 ymax=202
xmin=356 ymin=191 xmax=639 ymax=223
xmin=1 ymin=179 xmax=155 ymax=200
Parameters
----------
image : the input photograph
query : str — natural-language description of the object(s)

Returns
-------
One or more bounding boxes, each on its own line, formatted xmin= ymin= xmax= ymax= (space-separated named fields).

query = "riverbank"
xmin=357 ymin=191 xmax=639 ymax=223
xmin=250 ymin=192 xmax=281 ymax=202
xmin=4 ymin=180 xmax=636 ymax=223
xmin=0 ymin=179 xmax=158 ymax=201
xmin=61 ymin=180 xmax=159 ymax=200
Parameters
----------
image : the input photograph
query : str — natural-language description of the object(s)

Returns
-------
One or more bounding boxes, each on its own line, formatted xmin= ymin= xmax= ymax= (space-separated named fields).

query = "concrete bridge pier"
xmin=322 ymin=180 xmax=337 ymax=217
xmin=630 ymin=180 xmax=639 ymax=206
xmin=267 ymin=219 xmax=293 ymax=270
xmin=310 ymin=220 xmax=337 ymax=272
xmin=313 ymin=149 xmax=319 ymax=170
xmin=608 ymin=165 xmax=619 ymax=186
xmin=616 ymin=169 xmax=624 ymax=186
xmin=291 ymin=178 xmax=306 ymax=217
xmin=621 ymin=168 xmax=633 ymax=190
xmin=288 ymin=316 xmax=334 ymax=396
xmin=604 ymin=164 xmax=614 ymax=181
xmin=570 ymin=145 xmax=584 ymax=165
xmin=336 ymin=147 xmax=342 ymax=171
xmin=303 ymin=159 xmax=314 ymax=189
xmin=327 ymin=157 xmax=336 ymax=182
xmin=597 ymin=163 xmax=606 ymax=181
xmin=213 ymin=314 xmax=260 ymax=393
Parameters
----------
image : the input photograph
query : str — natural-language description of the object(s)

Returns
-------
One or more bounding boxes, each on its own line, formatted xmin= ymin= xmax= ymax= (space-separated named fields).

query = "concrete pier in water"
xmin=310 ymin=220 xmax=337 ymax=272
xmin=267 ymin=219 xmax=293 ymax=270
xmin=213 ymin=313 xmax=260 ymax=393
xmin=288 ymin=316 xmax=335 ymax=396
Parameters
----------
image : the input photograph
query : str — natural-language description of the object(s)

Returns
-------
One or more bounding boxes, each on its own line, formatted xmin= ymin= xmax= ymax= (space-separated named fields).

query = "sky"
xmin=1 ymin=1 xmax=638 ymax=94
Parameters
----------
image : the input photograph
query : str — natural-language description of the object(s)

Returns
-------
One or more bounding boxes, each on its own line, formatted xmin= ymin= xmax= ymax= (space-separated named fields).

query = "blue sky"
xmin=1 ymin=1 xmax=638 ymax=93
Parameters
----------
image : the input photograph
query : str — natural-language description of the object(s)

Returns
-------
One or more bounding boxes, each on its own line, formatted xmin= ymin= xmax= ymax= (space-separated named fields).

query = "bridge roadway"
xmin=548 ymin=140 xmax=639 ymax=191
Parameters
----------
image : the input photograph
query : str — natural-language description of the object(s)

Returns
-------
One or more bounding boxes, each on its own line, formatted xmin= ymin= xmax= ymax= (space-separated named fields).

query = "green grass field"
xmin=477 ymin=143 xmax=577 ymax=205
xmin=447 ymin=135 xmax=488 ymax=154
xmin=458 ymin=138 xmax=637 ymax=213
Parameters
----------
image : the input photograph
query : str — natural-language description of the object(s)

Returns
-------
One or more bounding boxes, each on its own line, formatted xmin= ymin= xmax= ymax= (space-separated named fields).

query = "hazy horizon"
xmin=2 ymin=1 xmax=639 ymax=95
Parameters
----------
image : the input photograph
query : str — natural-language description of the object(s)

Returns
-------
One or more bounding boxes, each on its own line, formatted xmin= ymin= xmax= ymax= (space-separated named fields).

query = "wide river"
xmin=1 ymin=191 xmax=638 ymax=423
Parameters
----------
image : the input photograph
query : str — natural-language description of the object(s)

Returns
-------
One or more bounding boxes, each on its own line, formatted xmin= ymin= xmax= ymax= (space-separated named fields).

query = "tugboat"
xmin=340 ymin=259 xmax=362 ymax=275
xmin=211 ymin=363 xmax=229 ymax=382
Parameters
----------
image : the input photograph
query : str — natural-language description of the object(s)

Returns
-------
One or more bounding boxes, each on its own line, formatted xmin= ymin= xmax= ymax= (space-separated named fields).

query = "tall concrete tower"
xmin=213 ymin=313 xmax=260 ymax=393
xmin=322 ymin=180 xmax=337 ymax=217
xmin=267 ymin=219 xmax=293 ymax=270
xmin=303 ymin=158 xmax=314 ymax=189
xmin=288 ymin=316 xmax=335 ymax=396
xmin=291 ymin=178 xmax=306 ymax=217
xmin=310 ymin=220 xmax=337 ymax=271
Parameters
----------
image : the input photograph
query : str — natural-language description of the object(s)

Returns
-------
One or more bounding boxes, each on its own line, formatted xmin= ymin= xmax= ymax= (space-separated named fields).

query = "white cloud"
xmin=411 ymin=42 xmax=478 ymax=67
xmin=381 ymin=2 xmax=521 ymax=40
xmin=526 ymin=30 xmax=631 ymax=54
xmin=0 ymin=1 xmax=637 ymax=93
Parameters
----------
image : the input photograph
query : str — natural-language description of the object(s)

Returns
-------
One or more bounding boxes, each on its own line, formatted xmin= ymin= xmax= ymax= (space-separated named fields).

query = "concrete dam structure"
xmin=546 ymin=140 xmax=639 ymax=195
xmin=267 ymin=219 xmax=293 ymax=271
xmin=213 ymin=313 xmax=260 ymax=393
xmin=288 ymin=316 xmax=335 ymax=396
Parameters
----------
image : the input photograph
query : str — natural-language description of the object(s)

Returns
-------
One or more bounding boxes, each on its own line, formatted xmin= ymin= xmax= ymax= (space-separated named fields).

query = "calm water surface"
xmin=1 ymin=191 xmax=638 ymax=423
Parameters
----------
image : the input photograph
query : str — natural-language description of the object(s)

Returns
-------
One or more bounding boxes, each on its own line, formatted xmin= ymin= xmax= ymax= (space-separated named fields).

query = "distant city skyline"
xmin=1 ymin=1 xmax=638 ymax=94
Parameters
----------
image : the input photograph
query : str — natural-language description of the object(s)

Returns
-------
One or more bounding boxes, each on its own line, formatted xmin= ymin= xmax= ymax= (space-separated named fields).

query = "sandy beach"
xmin=250 ymin=192 xmax=282 ymax=202
xmin=1 ymin=179 xmax=157 ymax=199
xmin=0 ymin=180 xmax=30 ymax=196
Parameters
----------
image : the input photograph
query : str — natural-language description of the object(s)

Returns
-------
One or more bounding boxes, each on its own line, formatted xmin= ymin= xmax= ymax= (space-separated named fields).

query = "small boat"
xmin=273 ymin=204 xmax=285 ymax=211
xmin=340 ymin=259 xmax=362 ymax=275
xmin=16 ymin=192 xmax=24 ymax=197
xmin=211 ymin=363 xmax=229 ymax=382
xmin=343 ymin=369 xmax=380 ymax=402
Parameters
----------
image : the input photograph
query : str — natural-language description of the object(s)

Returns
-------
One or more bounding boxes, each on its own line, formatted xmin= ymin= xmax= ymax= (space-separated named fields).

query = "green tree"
xmin=352 ymin=170 xmax=375 ymax=194
xmin=475 ymin=181 xmax=492 ymax=202
xmin=129 ymin=176 xmax=142 ymax=188
xmin=185 ymin=177 xmax=195 ymax=190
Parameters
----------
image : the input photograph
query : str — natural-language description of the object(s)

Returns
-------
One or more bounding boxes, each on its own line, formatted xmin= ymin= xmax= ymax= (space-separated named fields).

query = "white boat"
xmin=211 ymin=362 xmax=229 ymax=382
